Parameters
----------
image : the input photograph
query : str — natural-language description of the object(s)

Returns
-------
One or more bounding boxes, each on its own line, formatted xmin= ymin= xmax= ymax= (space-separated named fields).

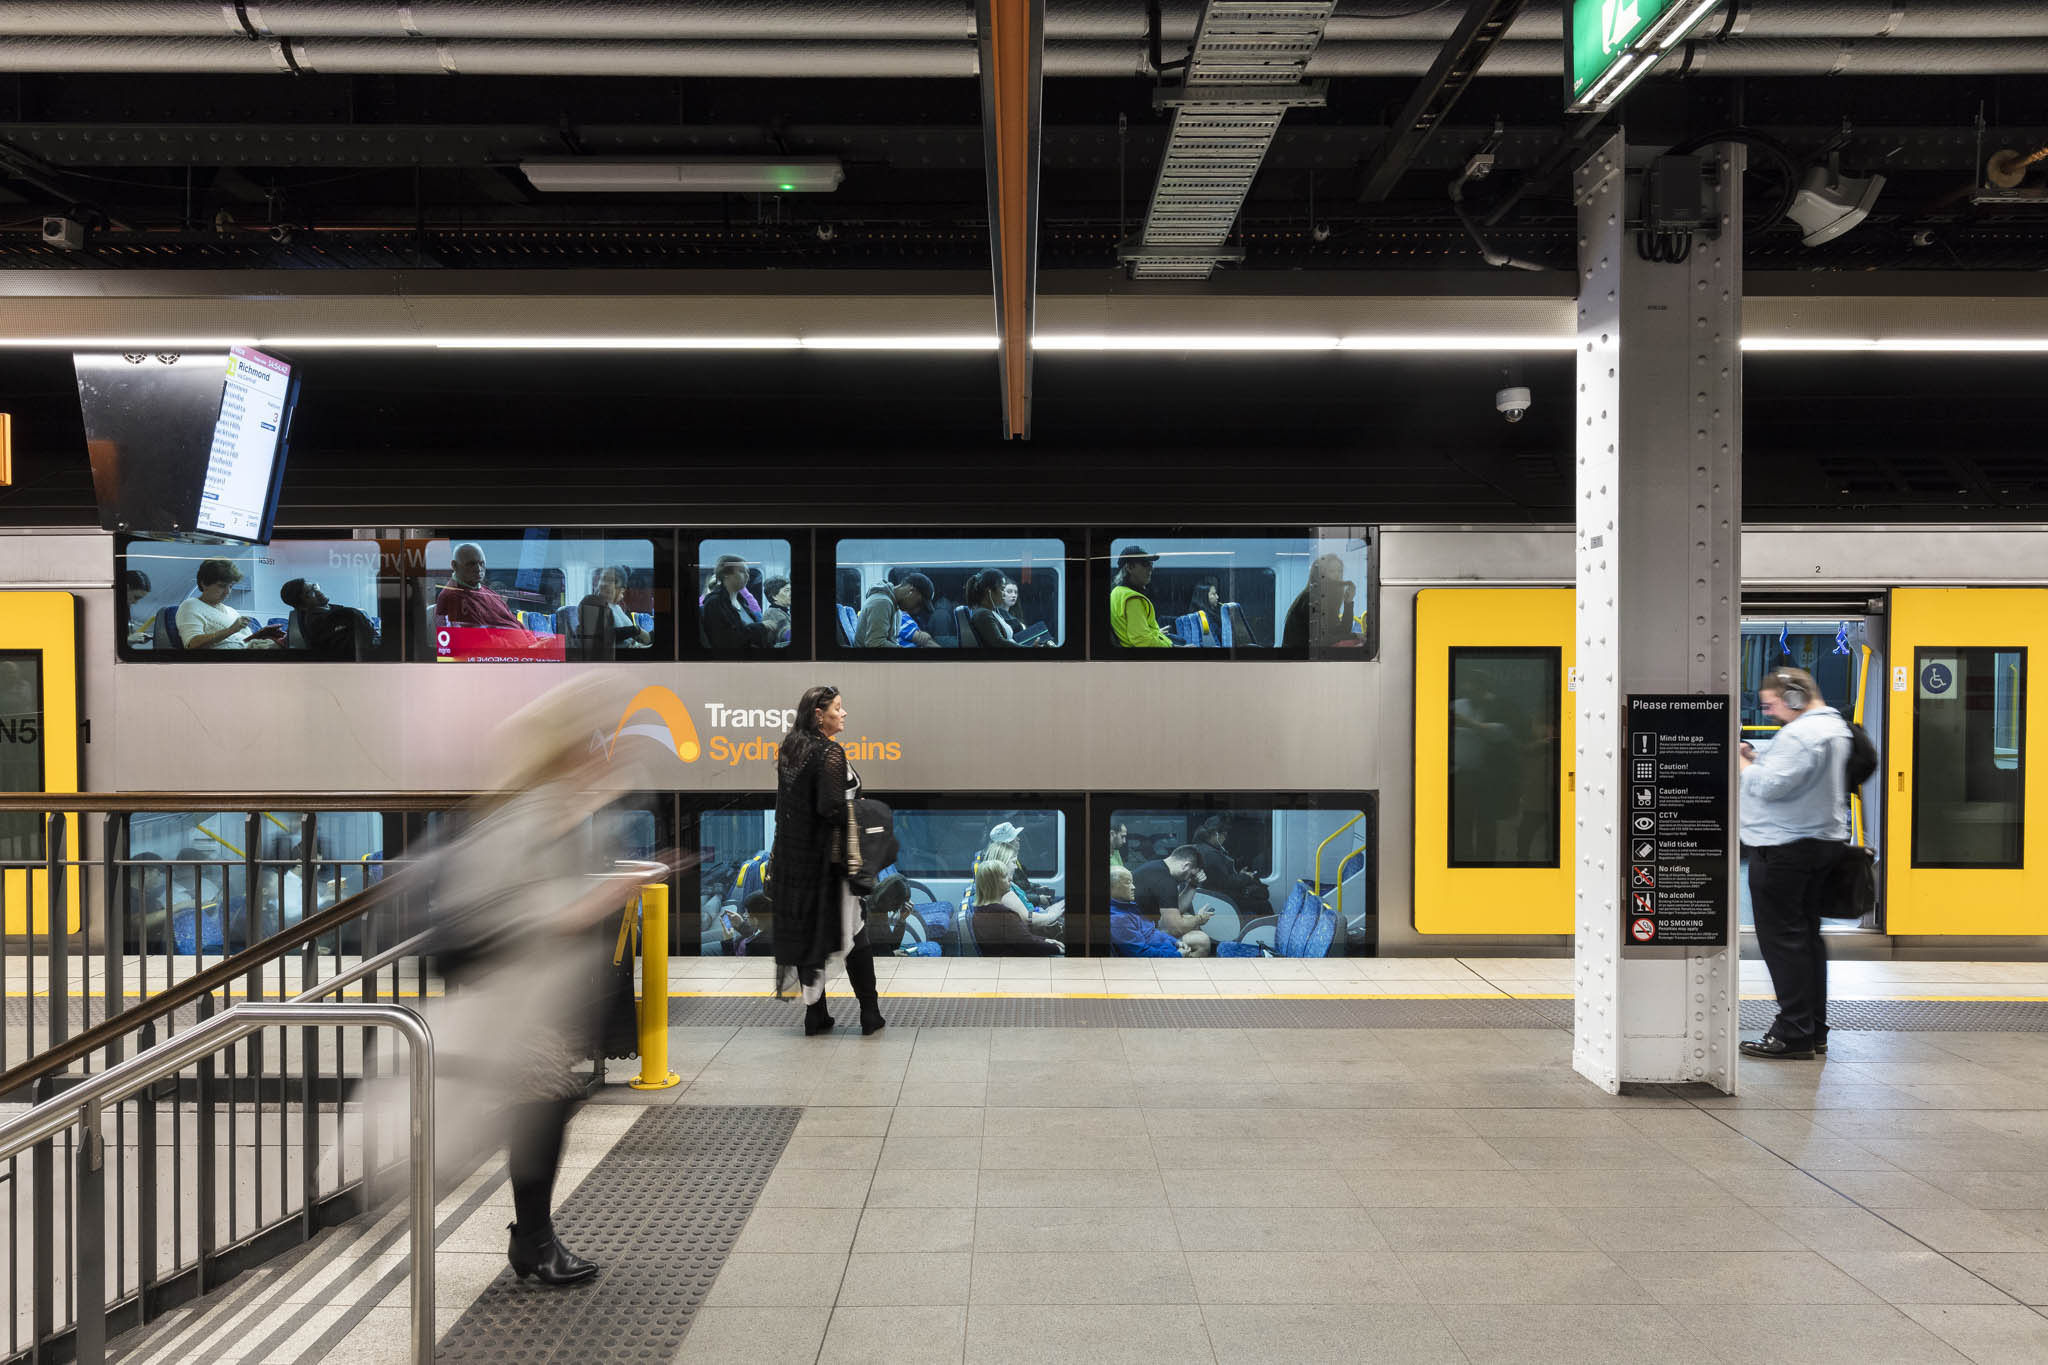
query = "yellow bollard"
xmin=629 ymin=884 xmax=681 ymax=1090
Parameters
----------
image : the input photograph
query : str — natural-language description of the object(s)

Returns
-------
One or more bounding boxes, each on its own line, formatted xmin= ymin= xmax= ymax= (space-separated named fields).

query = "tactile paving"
xmin=433 ymin=1104 xmax=800 ymax=1365
xmin=667 ymin=994 xmax=2048 ymax=1032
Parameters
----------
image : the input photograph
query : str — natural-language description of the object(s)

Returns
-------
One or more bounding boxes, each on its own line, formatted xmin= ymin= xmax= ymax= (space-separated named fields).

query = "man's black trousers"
xmin=1746 ymin=838 xmax=1838 ymax=1046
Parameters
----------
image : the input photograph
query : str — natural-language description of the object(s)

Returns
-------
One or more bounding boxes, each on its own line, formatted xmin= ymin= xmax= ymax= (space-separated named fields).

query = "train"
xmin=3 ymin=521 xmax=2044 ymax=958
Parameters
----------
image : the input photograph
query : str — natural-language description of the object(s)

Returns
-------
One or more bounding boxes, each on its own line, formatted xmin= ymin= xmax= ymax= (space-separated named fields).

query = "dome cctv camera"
xmin=1495 ymin=385 xmax=1531 ymax=423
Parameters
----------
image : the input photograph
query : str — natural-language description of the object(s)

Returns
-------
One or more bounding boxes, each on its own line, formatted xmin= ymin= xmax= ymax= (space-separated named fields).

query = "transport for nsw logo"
xmin=607 ymin=685 xmax=703 ymax=763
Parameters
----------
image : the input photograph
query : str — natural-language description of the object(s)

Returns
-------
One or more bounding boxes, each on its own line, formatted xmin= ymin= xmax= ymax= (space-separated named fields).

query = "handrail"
xmin=293 ymin=930 xmax=437 ymax=1004
xmin=0 ymin=862 xmax=411 ymax=1101
xmin=1312 ymin=813 xmax=1368 ymax=923
xmin=0 ymin=1002 xmax=436 ymax=1365
xmin=0 ymin=791 xmax=480 ymax=813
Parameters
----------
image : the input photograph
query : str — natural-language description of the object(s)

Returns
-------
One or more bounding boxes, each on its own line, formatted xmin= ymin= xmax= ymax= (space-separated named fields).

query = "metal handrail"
xmin=0 ymin=792 xmax=480 ymax=813
xmin=0 ymin=866 xmax=409 ymax=1101
xmin=0 ymin=1002 xmax=436 ymax=1365
xmin=293 ymin=930 xmax=437 ymax=1003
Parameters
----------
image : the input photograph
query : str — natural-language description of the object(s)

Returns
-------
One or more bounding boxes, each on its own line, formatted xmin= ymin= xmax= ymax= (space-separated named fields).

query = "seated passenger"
xmin=762 ymin=577 xmax=794 ymax=646
xmin=968 ymin=860 xmax=1062 ymax=956
xmin=176 ymin=558 xmax=279 ymax=650
xmin=1109 ymin=546 xmax=1176 ymax=648
xmin=1177 ymin=580 xmax=1226 ymax=646
xmin=701 ymin=555 xmax=780 ymax=651
xmin=1109 ymin=865 xmax=1182 ymax=957
xmin=435 ymin=542 xmax=523 ymax=629
xmin=124 ymin=569 xmax=153 ymax=645
xmin=964 ymin=569 xmax=1022 ymax=647
xmin=1281 ymin=553 xmax=1362 ymax=649
xmin=280 ymin=578 xmax=375 ymax=660
xmin=853 ymin=573 xmax=939 ymax=648
xmin=1107 ymin=822 xmax=1129 ymax=872
xmin=1131 ymin=845 xmax=1212 ymax=938
xmin=977 ymin=822 xmax=1058 ymax=919
xmin=1192 ymin=816 xmax=1276 ymax=921
xmin=586 ymin=565 xmax=652 ymax=650
xmin=998 ymin=578 xmax=1029 ymax=638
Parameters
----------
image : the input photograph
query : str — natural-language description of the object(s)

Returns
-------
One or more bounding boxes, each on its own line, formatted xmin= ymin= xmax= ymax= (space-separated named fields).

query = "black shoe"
xmin=804 ymin=1000 xmax=836 ymax=1036
xmin=1740 ymin=1033 xmax=1816 ymax=1061
xmin=1816 ymin=1033 xmax=1829 ymax=1055
xmin=508 ymin=1222 xmax=599 ymax=1286
xmin=859 ymin=1005 xmax=887 ymax=1037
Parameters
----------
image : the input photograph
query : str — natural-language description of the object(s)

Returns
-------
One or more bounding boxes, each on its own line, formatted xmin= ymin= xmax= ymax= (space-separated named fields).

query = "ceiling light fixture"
xmin=516 ymin=157 xmax=845 ymax=194
xmin=1784 ymin=154 xmax=1886 ymax=247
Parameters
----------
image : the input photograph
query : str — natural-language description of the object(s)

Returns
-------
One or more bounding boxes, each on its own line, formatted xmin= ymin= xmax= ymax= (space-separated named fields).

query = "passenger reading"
xmin=196 ymin=347 xmax=291 ymax=541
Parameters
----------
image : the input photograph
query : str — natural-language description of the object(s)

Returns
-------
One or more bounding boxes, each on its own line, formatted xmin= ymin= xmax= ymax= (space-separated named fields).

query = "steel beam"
xmin=1356 ymin=0 xmax=1526 ymax=203
xmin=977 ymin=0 xmax=1045 ymax=439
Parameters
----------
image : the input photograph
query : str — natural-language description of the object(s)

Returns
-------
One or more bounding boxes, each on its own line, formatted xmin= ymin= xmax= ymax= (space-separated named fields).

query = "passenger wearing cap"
xmin=1110 ymin=545 xmax=1176 ymax=648
xmin=976 ymin=821 xmax=1060 ymax=923
xmin=854 ymin=571 xmax=939 ymax=648
xmin=280 ymin=578 xmax=377 ymax=660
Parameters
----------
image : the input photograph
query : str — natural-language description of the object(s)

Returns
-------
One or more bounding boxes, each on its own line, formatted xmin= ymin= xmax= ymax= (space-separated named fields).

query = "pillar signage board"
xmin=1622 ymin=694 xmax=1731 ymax=946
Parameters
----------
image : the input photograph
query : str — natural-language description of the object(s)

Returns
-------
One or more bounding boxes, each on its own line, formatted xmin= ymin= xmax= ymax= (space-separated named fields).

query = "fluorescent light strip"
xmin=6 ymin=334 xmax=2047 ymax=353
xmin=1657 ymin=0 xmax=1724 ymax=51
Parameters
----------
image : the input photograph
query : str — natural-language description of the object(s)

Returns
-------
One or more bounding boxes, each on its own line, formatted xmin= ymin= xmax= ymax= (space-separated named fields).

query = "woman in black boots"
xmin=772 ymin=685 xmax=886 ymax=1036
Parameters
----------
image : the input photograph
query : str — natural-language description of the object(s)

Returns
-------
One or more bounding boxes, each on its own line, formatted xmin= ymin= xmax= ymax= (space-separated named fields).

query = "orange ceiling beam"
xmin=976 ymin=0 xmax=1043 ymax=439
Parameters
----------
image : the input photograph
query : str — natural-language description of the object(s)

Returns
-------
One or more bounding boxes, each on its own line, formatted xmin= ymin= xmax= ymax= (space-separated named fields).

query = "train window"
xmin=1740 ymin=621 xmax=1868 ymax=738
xmin=1913 ymin=647 xmax=2026 ymax=868
xmin=1102 ymin=798 xmax=1373 ymax=957
xmin=690 ymin=538 xmax=797 ymax=655
xmin=691 ymin=798 xmax=1072 ymax=958
xmin=1097 ymin=528 xmax=1376 ymax=658
xmin=0 ymin=651 xmax=42 ymax=860
xmin=117 ymin=534 xmax=400 ymax=661
xmin=413 ymin=531 xmax=668 ymax=663
xmin=1448 ymin=647 xmax=1561 ymax=868
xmin=119 ymin=810 xmax=389 ymax=955
xmin=826 ymin=534 xmax=1076 ymax=655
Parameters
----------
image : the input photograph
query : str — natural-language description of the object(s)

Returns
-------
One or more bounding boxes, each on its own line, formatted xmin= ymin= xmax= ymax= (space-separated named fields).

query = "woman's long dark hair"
xmin=778 ymin=684 xmax=841 ymax=776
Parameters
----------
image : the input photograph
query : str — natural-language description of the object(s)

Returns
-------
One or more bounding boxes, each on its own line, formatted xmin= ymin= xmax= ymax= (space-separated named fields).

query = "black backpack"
xmin=1843 ymin=721 xmax=1878 ymax=792
xmin=1823 ymin=721 xmax=1881 ymax=922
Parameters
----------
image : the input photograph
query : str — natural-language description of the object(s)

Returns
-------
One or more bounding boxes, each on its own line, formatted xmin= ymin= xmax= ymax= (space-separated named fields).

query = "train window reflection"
xmin=119 ymin=535 xmax=394 ymax=659
xmin=1449 ymin=648 xmax=1561 ymax=868
xmin=830 ymin=536 xmax=1068 ymax=651
xmin=1913 ymin=647 xmax=2026 ymax=868
xmin=420 ymin=533 xmax=661 ymax=662
xmin=1108 ymin=805 xmax=1370 ymax=957
xmin=1104 ymin=531 xmax=1372 ymax=655
xmin=695 ymin=802 xmax=1067 ymax=957
xmin=120 ymin=810 xmax=388 ymax=954
xmin=695 ymin=539 xmax=794 ymax=653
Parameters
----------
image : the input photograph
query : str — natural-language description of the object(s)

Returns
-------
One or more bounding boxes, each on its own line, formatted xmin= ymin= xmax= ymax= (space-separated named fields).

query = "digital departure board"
xmin=195 ymin=346 xmax=296 ymax=542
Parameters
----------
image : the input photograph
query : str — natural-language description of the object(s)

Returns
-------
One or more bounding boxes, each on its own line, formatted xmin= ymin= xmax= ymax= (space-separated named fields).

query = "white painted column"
xmin=1572 ymin=132 xmax=1744 ymax=1094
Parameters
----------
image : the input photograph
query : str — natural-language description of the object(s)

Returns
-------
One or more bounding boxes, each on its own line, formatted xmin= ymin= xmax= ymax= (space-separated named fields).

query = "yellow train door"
xmin=1 ymin=591 xmax=82 ymax=934
xmin=1886 ymin=588 xmax=2046 ymax=935
xmin=1413 ymin=589 xmax=1576 ymax=934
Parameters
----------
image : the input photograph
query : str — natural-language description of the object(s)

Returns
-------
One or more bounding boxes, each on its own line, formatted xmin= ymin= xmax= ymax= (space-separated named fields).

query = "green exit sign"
xmin=1568 ymin=0 xmax=1721 ymax=111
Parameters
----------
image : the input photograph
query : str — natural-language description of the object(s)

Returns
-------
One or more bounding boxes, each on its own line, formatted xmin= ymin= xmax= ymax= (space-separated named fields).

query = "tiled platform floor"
xmin=117 ymin=1010 xmax=2048 ymax=1365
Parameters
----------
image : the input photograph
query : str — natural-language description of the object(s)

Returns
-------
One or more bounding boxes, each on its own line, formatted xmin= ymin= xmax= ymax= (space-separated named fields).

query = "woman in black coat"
xmin=771 ymin=685 xmax=886 ymax=1035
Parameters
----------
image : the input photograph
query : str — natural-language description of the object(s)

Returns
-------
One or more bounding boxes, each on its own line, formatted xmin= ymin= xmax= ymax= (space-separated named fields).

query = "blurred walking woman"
xmin=772 ymin=686 xmax=886 ymax=1035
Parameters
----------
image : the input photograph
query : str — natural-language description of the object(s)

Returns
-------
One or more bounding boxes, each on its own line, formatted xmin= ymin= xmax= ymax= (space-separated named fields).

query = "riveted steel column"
xmin=1572 ymin=131 xmax=1743 ymax=1094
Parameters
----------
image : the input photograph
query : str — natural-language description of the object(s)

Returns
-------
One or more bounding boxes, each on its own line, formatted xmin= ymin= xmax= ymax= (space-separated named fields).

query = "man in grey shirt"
xmin=1737 ymin=666 xmax=1852 ymax=1060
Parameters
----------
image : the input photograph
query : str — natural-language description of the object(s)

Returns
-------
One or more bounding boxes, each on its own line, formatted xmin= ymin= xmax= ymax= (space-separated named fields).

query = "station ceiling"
xmin=0 ymin=2 xmax=2043 ymax=510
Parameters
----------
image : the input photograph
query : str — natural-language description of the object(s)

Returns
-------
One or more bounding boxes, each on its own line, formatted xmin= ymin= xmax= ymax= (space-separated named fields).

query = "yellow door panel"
xmin=1 ymin=591 xmax=81 ymax=935
xmin=1414 ymin=589 xmax=1575 ymax=934
xmin=1886 ymin=588 xmax=2046 ymax=936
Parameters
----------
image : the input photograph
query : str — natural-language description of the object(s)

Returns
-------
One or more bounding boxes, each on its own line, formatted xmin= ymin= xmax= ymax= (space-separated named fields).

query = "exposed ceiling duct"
xmin=2 ymin=2 xmax=2045 ymax=43
xmin=1123 ymin=1 xmax=1334 ymax=282
xmin=0 ymin=35 xmax=2041 ymax=77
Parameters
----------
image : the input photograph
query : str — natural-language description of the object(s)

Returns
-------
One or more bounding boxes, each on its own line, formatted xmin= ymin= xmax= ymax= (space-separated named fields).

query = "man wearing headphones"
xmin=1737 ymin=667 xmax=1853 ymax=1060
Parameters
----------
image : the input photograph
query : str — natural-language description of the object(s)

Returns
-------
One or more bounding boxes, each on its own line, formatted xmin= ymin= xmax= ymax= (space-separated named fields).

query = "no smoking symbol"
xmin=1630 ymin=917 xmax=1656 ymax=942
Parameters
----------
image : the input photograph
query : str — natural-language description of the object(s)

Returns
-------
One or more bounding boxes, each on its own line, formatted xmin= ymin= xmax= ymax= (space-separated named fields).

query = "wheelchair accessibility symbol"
xmin=1919 ymin=659 xmax=1956 ymax=700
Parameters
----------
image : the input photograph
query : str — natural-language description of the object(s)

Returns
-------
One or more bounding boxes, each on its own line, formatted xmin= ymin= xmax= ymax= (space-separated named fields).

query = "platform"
xmin=85 ymin=961 xmax=2048 ymax=1365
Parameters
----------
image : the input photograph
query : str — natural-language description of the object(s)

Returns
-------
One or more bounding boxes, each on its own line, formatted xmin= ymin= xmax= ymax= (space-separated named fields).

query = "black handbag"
xmin=843 ymin=796 xmax=899 ymax=897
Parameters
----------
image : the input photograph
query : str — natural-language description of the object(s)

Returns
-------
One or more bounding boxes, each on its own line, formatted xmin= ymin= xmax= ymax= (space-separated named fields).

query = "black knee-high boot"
xmin=506 ymin=1099 xmax=598 ymax=1285
xmin=845 ymin=945 xmax=885 ymax=1035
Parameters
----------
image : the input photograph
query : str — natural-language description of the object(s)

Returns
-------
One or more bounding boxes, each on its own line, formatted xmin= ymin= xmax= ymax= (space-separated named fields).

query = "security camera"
xmin=41 ymin=215 xmax=86 ymax=251
xmin=1495 ymin=385 xmax=1531 ymax=423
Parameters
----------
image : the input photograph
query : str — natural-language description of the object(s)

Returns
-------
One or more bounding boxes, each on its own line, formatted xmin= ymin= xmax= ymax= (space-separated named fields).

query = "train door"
xmin=1886 ymin=589 xmax=2046 ymax=935
xmin=1413 ymin=589 xmax=1574 ymax=934
xmin=1 ymin=591 xmax=81 ymax=934
xmin=1739 ymin=611 xmax=1886 ymax=931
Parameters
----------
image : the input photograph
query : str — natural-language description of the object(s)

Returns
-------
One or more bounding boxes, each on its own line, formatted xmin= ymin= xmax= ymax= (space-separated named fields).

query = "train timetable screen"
xmin=196 ymin=346 xmax=292 ymax=541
